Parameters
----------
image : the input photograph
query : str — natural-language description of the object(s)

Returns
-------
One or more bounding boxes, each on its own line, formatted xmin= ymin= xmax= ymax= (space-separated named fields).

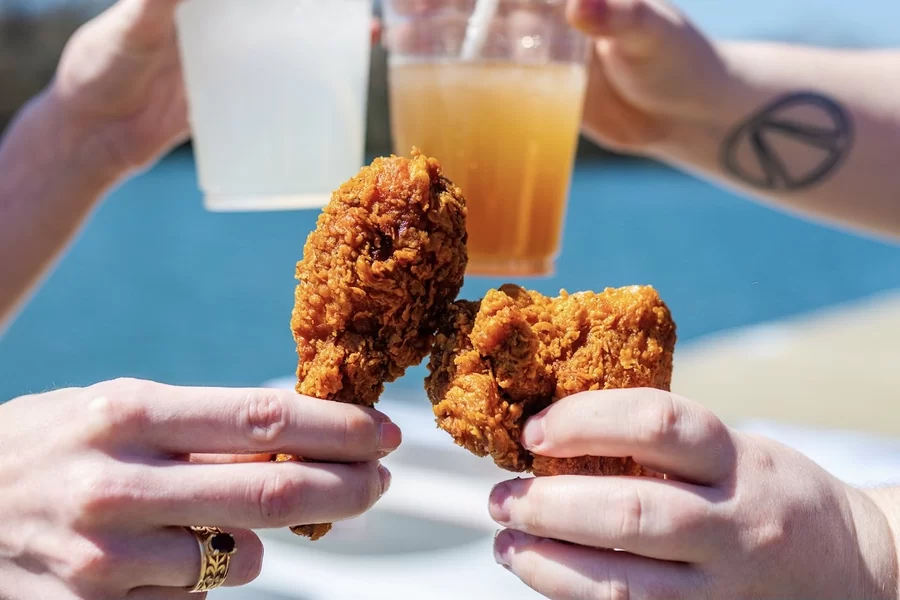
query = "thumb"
xmin=566 ymin=0 xmax=685 ymax=61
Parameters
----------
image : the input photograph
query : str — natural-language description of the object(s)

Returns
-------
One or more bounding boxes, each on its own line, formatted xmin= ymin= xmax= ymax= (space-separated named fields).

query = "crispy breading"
xmin=426 ymin=284 xmax=676 ymax=477
xmin=285 ymin=150 xmax=468 ymax=539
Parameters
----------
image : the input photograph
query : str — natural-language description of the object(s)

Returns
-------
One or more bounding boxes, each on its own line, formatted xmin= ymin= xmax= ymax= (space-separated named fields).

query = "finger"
xmin=131 ymin=461 xmax=390 ymax=529
xmin=566 ymin=0 xmax=684 ymax=60
xmin=82 ymin=380 xmax=401 ymax=460
xmin=189 ymin=454 xmax=275 ymax=465
xmin=112 ymin=527 xmax=261 ymax=589
xmin=490 ymin=476 xmax=721 ymax=563
xmin=521 ymin=389 xmax=736 ymax=485
xmin=494 ymin=530 xmax=702 ymax=600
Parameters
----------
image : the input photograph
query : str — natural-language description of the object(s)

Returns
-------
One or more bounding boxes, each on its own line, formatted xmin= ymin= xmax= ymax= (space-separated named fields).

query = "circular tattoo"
xmin=720 ymin=92 xmax=853 ymax=191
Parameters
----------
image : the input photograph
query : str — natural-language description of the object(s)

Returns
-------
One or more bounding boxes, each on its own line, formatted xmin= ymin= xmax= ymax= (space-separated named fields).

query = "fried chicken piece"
xmin=285 ymin=149 xmax=468 ymax=539
xmin=426 ymin=284 xmax=676 ymax=477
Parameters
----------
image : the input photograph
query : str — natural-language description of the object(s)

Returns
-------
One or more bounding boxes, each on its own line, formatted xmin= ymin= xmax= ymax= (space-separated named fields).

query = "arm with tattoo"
xmin=661 ymin=44 xmax=900 ymax=239
xmin=568 ymin=0 xmax=900 ymax=240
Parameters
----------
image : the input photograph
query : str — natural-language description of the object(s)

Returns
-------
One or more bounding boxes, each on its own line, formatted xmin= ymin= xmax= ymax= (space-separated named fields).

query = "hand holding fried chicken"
xmin=426 ymin=284 xmax=676 ymax=477
xmin=285 ymin=149 xmax=468 ymax=539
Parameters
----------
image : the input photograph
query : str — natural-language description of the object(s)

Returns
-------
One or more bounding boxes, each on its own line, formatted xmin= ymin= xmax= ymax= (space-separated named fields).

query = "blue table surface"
xmin=2 ymin=149 xmax=899 ymax=401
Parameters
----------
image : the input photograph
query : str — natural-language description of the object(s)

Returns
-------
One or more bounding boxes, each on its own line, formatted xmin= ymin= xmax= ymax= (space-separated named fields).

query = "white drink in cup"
xmin=175 ymin=0 xmax=373 ymax=212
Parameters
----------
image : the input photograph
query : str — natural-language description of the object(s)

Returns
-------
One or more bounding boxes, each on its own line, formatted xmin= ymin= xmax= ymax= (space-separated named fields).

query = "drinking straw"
xmin=460 ymin=0 xmax=499 ymax=61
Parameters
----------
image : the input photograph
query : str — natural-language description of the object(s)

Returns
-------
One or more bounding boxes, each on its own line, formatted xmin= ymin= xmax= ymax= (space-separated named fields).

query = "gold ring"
xmin=185 ymin=526 xmax=237 ymax=593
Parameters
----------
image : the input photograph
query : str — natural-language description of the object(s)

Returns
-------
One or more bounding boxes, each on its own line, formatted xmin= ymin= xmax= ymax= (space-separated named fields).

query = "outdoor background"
xmin=1 ymin=0 xmax=899 ymax=404
xmin=3 ymin=2 xmax=900 ymax=599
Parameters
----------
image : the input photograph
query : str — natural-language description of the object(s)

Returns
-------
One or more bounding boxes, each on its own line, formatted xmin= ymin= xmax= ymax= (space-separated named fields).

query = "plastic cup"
xmin=382 ymin=0 xmax=589 ymax=277
xmin=175 ymin=0 xmax=373 ymax=212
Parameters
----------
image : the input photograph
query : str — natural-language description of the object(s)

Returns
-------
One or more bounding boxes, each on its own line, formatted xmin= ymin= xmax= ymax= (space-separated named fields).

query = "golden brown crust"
xmin=427 ymin=300 xmax=533 ymax=472
xmin=531 ymin=456 xmax=649 ymax=477
xmin=289 ymin=523 xmax=333 ymax=541
xmin=425 ymin=285 xmax=676 ymax=477
xmin=292 ymin=149 xmax=468 ymax=407
xmin=287 ymin=150 xmax=468 ymax=538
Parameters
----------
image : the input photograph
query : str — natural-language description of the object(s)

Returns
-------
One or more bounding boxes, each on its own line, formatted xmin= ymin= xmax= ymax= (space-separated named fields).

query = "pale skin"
xmin=487 ymin=0 xmax=900 ymax=598
xmin=569 ymin=0 xmax=900 ymax=240
xmin=0 ymin=379 xmax=399 ymax=599
xmin=3 ymin=0 xmax=900 ymax=599
xmin=0 ymin=0 xmax=190 ymax=329
xmin=0 ymin=2 xmax=398 ymax=599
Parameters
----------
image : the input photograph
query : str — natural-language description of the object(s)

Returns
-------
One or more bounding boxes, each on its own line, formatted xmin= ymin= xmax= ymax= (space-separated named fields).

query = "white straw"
xmin=460 ymin=0 xmax=499 ymax=61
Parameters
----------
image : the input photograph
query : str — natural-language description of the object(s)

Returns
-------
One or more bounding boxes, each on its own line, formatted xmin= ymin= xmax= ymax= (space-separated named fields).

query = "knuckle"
xmin=241 ymin=392 xmax=290 ymax=446
xmin=697 ymin=409 xmax=729 ymax=445
xmin=80 ymin=383 xmax=150 ymax=443
xmin=63 ymin=538 xmax=116 ymax=584
xmin=743 ymin=438 xmax=777 ymax=473
xmin=615 ymin=487 xmax=645 ymax=545
xmin=91 ymin=377 xmax=150 ymax=398
xmin=636 ymin=390 xmax=680 ymax=447
xmin=69 ymin=463 xmax=141 ymax=526
xmin=340 ymin=409 xmax=379 ymax=453
xmin=748 ymin=508 xmax=790 ymax=555
xmin=252 ymin=472 xmax=297 ymax=526
xmin=348 ymin=463 xmax=383 ymax=516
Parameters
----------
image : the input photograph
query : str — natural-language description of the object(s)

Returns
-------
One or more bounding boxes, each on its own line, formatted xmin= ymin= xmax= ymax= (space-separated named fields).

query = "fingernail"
xmin=489 ymin=481 xmax=513 ymax=525
xmin=378 ymin=465 xmax=392 ymax=495
xmin=494 ymin=529 xmax=531 ymax=568
xmin=493 ymin=530 xmax=512 ymax=567
xmin=378 ymin=421 xmax=402 ymax=453
xmin=521 ymin=415 xmax=545 ymax=450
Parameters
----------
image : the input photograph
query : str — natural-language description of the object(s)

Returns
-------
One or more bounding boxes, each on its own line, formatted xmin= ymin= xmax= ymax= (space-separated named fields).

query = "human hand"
xmin=565 ymin=0 xmax=729 ymax=154
xmin=0 ymin=378 xmax=399 ymax=599
xmin=50 ymin=0 xmax=384 ymax=180
xmin=50 ymin=0 xmax=189 ymax=177
xmin=489 ymin=388 xmax=899 ymax=599
xmin=382 ymin=0 xmax=727 ymax=154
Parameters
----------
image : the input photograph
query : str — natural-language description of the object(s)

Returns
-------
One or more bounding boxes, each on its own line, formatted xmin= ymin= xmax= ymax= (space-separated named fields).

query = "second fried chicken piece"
xmin=426 ymin=284 xmax=676 ymax=477
xmin=285 ymin=150 xmax=468 ymax=539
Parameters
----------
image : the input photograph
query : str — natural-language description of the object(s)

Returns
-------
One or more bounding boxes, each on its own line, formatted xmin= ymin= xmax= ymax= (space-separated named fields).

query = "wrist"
xmin=24 ymin=83 xmax=124 ymax=191
xmin=644 ymin=41 xmax=792 ymax=164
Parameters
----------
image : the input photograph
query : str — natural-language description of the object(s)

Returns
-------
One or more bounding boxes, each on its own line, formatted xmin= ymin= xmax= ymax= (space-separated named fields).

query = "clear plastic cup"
xmin=175 ymin=0 xmax=373 ymax=212
xmin=382 ymin=0 xmax=589 ymax=277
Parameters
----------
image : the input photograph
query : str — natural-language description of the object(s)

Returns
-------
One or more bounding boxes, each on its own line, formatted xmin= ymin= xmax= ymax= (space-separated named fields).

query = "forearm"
xmin=0 ymin=86 xmax=120 ymax=330
xmin=651 ymin=42 xmax=900 ymax=241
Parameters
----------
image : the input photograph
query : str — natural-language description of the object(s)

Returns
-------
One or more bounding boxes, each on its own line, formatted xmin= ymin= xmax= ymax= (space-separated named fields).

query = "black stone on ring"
xmin=210 ymin=532 xmax=236 ymax=554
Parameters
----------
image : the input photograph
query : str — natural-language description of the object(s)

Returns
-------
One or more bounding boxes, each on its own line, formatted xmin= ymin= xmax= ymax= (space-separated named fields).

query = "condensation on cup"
xmin=176 ymin=0 xmax=373 ymax=212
